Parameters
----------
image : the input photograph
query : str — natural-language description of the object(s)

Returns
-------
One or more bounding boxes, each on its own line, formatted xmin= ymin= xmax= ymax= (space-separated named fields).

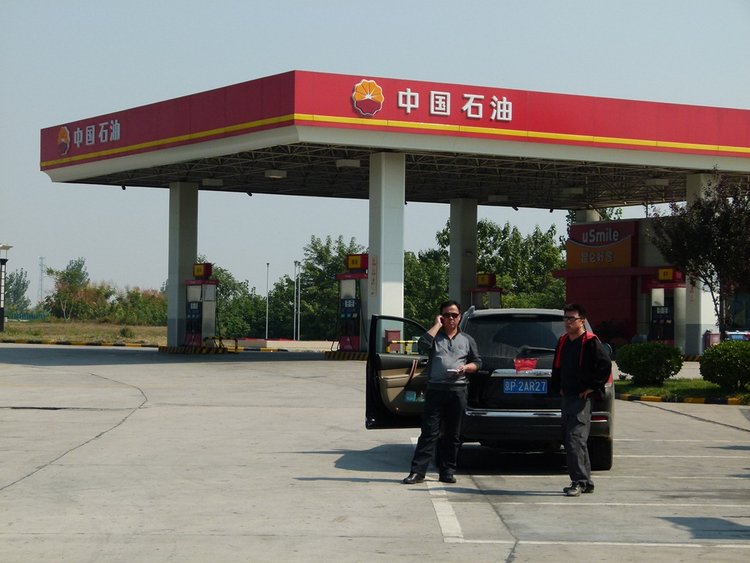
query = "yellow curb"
xmin=324 ymin=351 xmax=367 ymax=361
xmin=637 ymin=395 xmax=665 ymax=402
xmin=617 ymin=393 xmax=745 ymax=405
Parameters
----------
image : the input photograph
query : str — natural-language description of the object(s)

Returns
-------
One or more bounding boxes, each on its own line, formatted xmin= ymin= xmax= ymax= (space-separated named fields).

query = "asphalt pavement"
xmin=0 ymin=344 xmax=747 ymax=562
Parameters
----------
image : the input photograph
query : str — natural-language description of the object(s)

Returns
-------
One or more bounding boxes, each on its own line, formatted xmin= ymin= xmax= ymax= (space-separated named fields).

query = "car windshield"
xmin=463 ymin=313 xmax=565 ymax=359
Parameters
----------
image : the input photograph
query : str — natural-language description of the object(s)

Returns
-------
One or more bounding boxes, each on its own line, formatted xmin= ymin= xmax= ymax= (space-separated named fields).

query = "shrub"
xmin=119 ymin=326 xmax=135 ymax=339
xmin=616 ymin=342 xmax=683 ymax=386
xmin=700 ymin=341 xmax=750 ymax=393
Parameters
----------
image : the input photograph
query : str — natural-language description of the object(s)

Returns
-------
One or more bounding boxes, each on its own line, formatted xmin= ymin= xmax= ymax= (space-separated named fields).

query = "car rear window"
xmin=463 ymin=314 xmax=565 ymax=358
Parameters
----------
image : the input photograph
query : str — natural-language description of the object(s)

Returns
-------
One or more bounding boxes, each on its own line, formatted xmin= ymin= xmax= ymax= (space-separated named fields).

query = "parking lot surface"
xmin=1 ymin=344 xmax=749 ymax=562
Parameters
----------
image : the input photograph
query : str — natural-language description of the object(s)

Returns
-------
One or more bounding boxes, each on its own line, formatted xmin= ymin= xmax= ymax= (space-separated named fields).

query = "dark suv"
xmin=365 ymin=308 xmax=614 ymax=470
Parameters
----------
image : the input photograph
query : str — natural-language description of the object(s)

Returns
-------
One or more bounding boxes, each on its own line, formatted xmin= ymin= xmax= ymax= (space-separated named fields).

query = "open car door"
xmin=365 ymin=314 xmax=428 ymax=429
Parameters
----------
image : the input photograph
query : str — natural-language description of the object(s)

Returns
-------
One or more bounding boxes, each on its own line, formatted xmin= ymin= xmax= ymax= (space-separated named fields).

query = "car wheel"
xmin=588 ymin=438 xmax=613 ymax=471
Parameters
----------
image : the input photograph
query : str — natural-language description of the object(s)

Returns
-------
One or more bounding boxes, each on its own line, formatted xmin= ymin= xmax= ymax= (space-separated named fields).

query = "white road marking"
xmin=409 ymin=437 xmax=750 ymax=549
xmin=485 ymin=501 xmax=750 ymax=508
xmin=616 ymin=454 xmax=744 ymax=458
xmin=408 ymin=437 xmax=465 ymax=541
xmin=472 ymin=474 xmax=747 ymax=480
xmin=616 ymin=438 xmax=750 ymax=443
xmin=425 ymin=481 xmax=464 ymax=540
xmin=444 ymin=539 xmax=750 ymax=548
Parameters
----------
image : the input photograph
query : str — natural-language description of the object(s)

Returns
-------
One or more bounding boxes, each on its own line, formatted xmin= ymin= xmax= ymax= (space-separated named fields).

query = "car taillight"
xmin=591 ymin=414 xmax=609 ymax=422
xmin=514 ymin=358 xmax=538 ymax=371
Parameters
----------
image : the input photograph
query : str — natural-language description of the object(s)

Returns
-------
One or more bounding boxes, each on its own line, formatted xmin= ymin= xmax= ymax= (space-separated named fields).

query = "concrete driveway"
xmin=1 ymin=345 xmax=748 ymax=562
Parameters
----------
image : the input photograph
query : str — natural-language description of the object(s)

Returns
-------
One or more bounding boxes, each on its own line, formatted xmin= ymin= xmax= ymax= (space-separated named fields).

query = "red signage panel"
xmin=41 ymin=71 xmax=298 ymax=170
xmin=41 ymin=70 xmax=750 ymax=172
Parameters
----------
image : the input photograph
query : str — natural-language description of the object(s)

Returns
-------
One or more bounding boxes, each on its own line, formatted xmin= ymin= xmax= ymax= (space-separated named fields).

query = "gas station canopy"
xmin=41 ymin=70 xmax=750 ymax=210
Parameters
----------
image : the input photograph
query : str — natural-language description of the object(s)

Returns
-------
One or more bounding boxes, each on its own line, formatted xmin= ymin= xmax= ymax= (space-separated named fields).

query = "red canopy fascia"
xmin=40 ymin=70 xmax=750 ymax=173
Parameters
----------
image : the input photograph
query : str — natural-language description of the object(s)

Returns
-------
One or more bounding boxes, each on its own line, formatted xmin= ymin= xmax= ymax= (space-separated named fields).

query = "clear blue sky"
xmin=2 ymin=0 xmax=749 ymax=301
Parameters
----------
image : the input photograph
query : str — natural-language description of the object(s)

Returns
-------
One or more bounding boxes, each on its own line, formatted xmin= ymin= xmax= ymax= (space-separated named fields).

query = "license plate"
xmin=503 ymin=378 xmax=548 ymax=394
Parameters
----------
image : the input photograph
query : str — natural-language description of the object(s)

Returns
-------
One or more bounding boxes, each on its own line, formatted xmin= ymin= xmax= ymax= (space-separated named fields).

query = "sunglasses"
xmin=441 ymin=313 xmax=460 ymax=319
xmin=563 ymin=316 xmax=582 ymax=322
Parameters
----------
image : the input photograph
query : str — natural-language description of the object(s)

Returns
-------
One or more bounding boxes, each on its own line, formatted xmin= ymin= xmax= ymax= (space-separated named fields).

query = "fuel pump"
xmin=335 ymin=254 xmax=368 ymax=351
xmin=649 ymin=305 xmax=674 ymax=345
xmin=469 ymin=273 xmax=502 ymax=309
xmin=185 ymin=262 xmax=219 ymax=347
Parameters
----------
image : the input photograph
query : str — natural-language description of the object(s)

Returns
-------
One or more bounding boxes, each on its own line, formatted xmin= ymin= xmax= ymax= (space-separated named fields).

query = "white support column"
xmin=686 ymin=173 xmax=714 ymax=203
xmin=651 ymin=288 xmax=665 ymax=307
xmin=358 ymin=278 xmax=370 ymax=351
xmin=449 ymin=199 xmax=478 ymax=309
xmin=167 ymin=182 xmax=199 ymax=347
xmin=636 ymin=285 xmax=651 ymax=338
xmin=575 ymin=209 xmax=601 ymax=223
xmin=368 ymin=153 xmax=405 ymax=319
xmin=684 ymin=174 xmax=717 ymax=355
xmin=673 ymin=286 xmax=687 ymax=353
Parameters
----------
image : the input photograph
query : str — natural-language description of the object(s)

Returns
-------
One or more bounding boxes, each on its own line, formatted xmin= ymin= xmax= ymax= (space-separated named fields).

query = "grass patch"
xmin=1 ymin=320 xmax=166 ymax=346
xmin=615 ymin=378 xmax=750 ymax=404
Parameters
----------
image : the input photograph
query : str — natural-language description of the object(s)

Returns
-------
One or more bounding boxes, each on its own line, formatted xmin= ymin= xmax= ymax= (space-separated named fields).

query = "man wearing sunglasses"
xmin=402 ymin=300 xmax=481 ymax=485
xmin=551 ymin=303 xmax=612 ymax=497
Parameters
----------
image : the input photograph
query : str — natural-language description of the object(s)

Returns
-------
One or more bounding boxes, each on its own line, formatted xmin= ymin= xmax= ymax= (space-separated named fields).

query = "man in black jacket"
xmin=550 ymin=303 xmax=612 ymax=497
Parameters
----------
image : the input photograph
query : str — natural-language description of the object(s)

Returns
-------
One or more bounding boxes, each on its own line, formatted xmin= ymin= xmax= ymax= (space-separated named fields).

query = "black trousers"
xmin=561 ymin=394 xmax=593 ymax=485
xmin=409 ymin=386 xmax=467 ymax=477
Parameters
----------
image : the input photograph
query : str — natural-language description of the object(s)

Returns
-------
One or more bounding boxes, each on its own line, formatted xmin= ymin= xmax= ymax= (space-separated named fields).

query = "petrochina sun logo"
xmin=57 ymin=126 xmax=71 ymax=156
xmin=352 ymin=79 xmax=384 ymax=117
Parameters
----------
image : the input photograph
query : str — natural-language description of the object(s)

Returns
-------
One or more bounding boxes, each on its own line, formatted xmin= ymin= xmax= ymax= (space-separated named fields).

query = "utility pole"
xmin=265 ymin=262 xmax=270 ymax=340
xmin=38 ymin=257 xmax=45 ymax=303
xmin=296 ymin=264 xmax=301 ymax=340
xmin=293 ymin=260 xmax=300 ymax=340
xmin=0 ymin=244 xmax=12 ymax=332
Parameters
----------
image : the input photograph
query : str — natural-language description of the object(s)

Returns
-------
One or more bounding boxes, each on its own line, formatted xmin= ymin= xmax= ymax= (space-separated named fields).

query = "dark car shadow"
xmin=296 ymin=444 xmax=414 ymax=475
xmin=292 ymin=443 xmax=568 ymax=485
xmin=293 ymin=477 xmax=561 ymax=498
xmin=711 ymin=444 xmax=750 ymax=452
xmin=0 ymin=345 xmax=328 ymax=367
xmin=457 ymin=444 xmax=568 ymax=475
xmin=661 ymin=516 xmax=750 ymax=540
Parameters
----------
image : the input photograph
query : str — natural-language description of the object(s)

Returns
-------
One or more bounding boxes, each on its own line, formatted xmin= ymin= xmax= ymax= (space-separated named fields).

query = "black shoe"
xmin=401 ymin=472 xmax=425 ymax=484
xmin=563 ymin=481 xmax=594 ymax=495
xmin=439 ymin=474 xmax=456 ymax=484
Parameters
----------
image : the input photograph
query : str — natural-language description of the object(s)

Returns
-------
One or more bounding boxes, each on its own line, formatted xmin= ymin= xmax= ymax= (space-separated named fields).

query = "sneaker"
xmin=564 ymin=482 xmax=583 ymax=496
xmin=563 ymin=481 xmax=594 ymax=495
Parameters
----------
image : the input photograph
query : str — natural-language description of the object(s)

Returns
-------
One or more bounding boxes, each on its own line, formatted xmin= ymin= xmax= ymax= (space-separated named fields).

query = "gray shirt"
xmin=418 ymin=329 xmax=482 ymax=386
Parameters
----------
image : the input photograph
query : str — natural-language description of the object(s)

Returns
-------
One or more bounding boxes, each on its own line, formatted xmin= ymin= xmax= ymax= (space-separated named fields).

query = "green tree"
xmin=565 ymin=207 xmax=623 ymax=228
xmin=110 ymin=287 xmax=167 ymax=325
xmin=650 ymin=175 xmax=750 ymax=334
xmin=506 ymin=225 xmax=566 ymax=308
xmin=404 ymin=248 xmax=449 ymax=327
xmin=436 ymin=219 xmax=565 ymax=308
xmin=268 ymin=274 xmax=296 ymax=339
xmin=271 ymin=235 xmax=364 ymax=340
xmin=78 ymin=282 xmax=116 ymax=321
xmin=44 ymin=257 xmax=91 ymax=320
xmin=5 ymin=268 xmax=31 ymax=315
xmin=210 ymin=263 xmax=265 ymax=338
